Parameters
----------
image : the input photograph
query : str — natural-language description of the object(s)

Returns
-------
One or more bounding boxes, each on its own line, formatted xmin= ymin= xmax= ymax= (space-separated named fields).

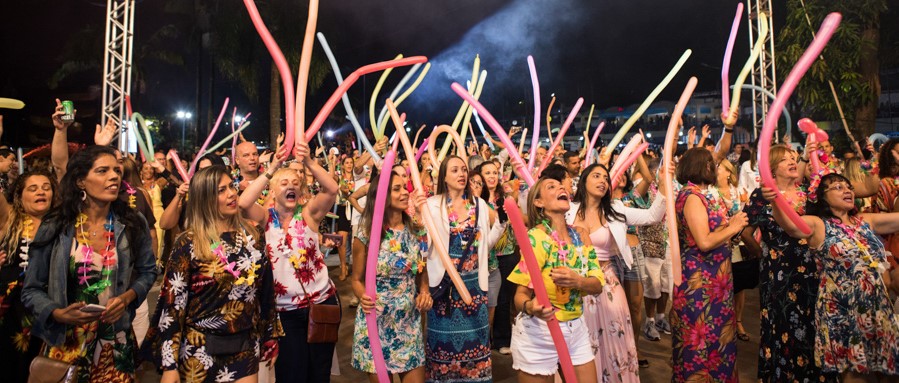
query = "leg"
xmin=623 ymin=280 xmax=645 ymax=339
xmin=275 ymin=309 xmax=310 ymax=383
xmin=842 ymin=370 xmax=875 ymax=383
xmin=493 ymin=252 xmax=520 ymax=350
xmin=517 ymin=372 xmax=555 ymax=383
xmin=573 ymin=361 xmax=598 ymax=383
xmin=337 ymin=230 xmax=349 ymax=280
xmin=735 ymin=290 xmax=749 ymax=340
xmin=234 ymin=374 xmax=258 ymax=383
xmin=398 ymin=366 xmax=426 ymax=383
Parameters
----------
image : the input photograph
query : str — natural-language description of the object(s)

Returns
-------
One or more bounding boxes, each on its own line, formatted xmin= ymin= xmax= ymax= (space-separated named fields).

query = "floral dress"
xmin=813 ymin=217 xmax=899 ymax=374
xmin=672 ymin=184 xmax=736 ymax=383
xmin=426 ymin=205 xmax=491 ymax=382
xmin=143 ymin=232 xmax=281 ymax=383
xmin=744 ymin=187 xmax=837 ymax=382
xmin=0 ymin=238 xmax=40 ymax=382
xmin=352 ymin=228 xmax=427 ymax=374
xmin=49 ymin=239 xmax=136 ymax=383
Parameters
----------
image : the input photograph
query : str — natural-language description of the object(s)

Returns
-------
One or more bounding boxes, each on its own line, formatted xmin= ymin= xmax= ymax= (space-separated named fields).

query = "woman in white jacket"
xmin=424 ymin=155 xmax=503 ymax=383
xmin=570 ymin=163 xmax=666 ymax=381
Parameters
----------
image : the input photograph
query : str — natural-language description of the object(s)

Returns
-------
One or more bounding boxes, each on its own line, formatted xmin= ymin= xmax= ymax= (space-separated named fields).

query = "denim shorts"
xmin=609 ymin=245 xmax=647 ymax=282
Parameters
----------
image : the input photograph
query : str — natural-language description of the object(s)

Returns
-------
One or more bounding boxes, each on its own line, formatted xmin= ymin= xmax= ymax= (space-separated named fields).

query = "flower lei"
xmin=18 ymin=217 xmax=34 ymax=273
xmin=211 ymin=231 xmax=260 ymax=285
xmin=447 ymin=194 xmax=475 ymax=230
xmin=122 ymin=181 xmax=137 ymax=208
xmin=829 ymin=216 xmax=884 ymax=273
xmin=272 ymin=205 xmax=313 ymax=273
xmin=75 ymin=213 xmax=116 ymax=295
xmin=384 ymin=228 xmax=426 ymax=274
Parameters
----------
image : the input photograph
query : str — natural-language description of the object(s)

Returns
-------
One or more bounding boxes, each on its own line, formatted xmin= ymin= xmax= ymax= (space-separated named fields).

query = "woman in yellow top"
xmin=507 ymin=177 xmax=605 ymax=383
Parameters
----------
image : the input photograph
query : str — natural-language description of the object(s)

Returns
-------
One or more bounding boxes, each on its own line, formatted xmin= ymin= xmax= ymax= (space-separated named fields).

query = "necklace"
xmin=75 ymin=212 xmax=116 ymax=295
xmin=272 ymin=205 xmax=316 ymax=272
xmin=122 ymin=181 xmax=137 ymax=209
xmin=447 ymin=194 xmax=475 ymax=230
xmin=18 ymin=216 xmax=34 ymax=272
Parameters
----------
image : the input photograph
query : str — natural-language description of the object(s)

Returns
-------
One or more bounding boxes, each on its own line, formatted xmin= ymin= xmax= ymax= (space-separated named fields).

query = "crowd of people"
xmin=1 ymin=97 xmax=899 ymax=383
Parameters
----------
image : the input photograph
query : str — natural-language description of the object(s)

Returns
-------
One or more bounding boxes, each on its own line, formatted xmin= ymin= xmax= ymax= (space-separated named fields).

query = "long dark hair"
xmin=473 ymin=162 xmax=505 ymax=204
xmin=435 ymin=155 xmax=474 ymax=204
xmin=806 ymin=173 xmax=857 ymax=219
xmin=38 ymin=145 xmax=145 ymax=247
xmin=358 ymin=165 xmax=418 ymax=240
xmin=878 ymin=138 xmax=899 ymax=179
xmin=574 ymin=164 xmax=625 ymax=222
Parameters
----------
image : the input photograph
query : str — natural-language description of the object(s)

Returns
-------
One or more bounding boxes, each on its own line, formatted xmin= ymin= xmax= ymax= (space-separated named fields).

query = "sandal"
xmin=736 ymin=320 xmax=750 ymax=341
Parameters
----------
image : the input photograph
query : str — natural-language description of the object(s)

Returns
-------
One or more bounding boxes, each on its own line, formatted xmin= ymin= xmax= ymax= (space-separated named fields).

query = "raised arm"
xmin=159 ymin=183 xmax=188 ymax=230
xmin=861 ymin=212 xmax=899 ymax=236
xmin=713 ymin=110 xmax=737 ymax=164
xmin=298 ymin=141 xmax=338 ymax=224
xmin=50 ymin=99 xmax=74 ymax=180
xmin=239 ymin=148 xmax=288 ymax=224
xmin=763 ymin=187 xmax=824 ymax=245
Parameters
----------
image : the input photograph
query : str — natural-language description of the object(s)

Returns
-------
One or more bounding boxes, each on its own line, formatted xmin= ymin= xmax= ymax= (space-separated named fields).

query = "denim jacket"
xmin=21 ymin=213 xmax=158 ymax=346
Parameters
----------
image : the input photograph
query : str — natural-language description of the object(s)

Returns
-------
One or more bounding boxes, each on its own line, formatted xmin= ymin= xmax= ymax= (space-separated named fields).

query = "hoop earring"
xmin=80 ymin=189 xmax=87 ymax=202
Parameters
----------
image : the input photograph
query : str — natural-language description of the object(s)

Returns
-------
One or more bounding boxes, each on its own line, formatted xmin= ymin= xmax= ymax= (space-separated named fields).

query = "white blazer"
xmin=567 ymin=192 xmax=666 ymax=269
xmin=425 ymin=195 xmax=505 ymax=291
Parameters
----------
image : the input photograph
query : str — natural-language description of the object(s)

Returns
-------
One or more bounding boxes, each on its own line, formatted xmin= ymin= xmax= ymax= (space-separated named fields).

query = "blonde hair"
xmin=184 ymin=166 xmax=258 ymax=261
xmin=526 ymin=178 xmax=551 ymax=227
xmin=768 ymin=144 xmax=796 ymax=176
xmin=718 ymin=159 xmax=738 ymax=187
xmin=843 ymin=158 xmax=865 ymax=183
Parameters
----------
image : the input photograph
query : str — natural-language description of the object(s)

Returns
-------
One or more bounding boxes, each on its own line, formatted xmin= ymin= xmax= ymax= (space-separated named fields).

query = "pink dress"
xmin=583 ymin=225 xmax=640 ymax=382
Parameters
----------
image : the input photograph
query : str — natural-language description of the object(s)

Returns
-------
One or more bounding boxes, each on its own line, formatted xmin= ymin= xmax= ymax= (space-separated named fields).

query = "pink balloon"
xmin=190 ymin=98 xmax=229 ymax=178
xmin=243 ymin=0 xmax=296 ymax=154
xmin=386 ymin=99 xmax=473 ymax=304
xmin=304 ymin=57 xmax=428 ymax=143
xmin=584 ymin=121 xmax=606 ymax=168
xmin=364 ymin=149 xmax=396 ymax=383
xmin=609 ymin=134 xmax=643 ymax=181
xmin=721 ymin=3 xmax=744 ymax=110
xmin=759 ymin=13 xmax=841 ymax=236
xmin=414 ymin=138 xmax=429 ymax=163
xmin=664 ymin=77 xmax=698 ymax=286
xmin=503 ymin=198 xmax=578 ymax=383
xmin=537 ymin=98 xmax=583 ymax=176
xmin=167 ymin=149 xmax=190 ymax=183
xmin=797 ymin=117 xmax=828 ymax=142
xmin=807 ymin=134 xmax=822 ymax=175
xmin=450 ymin=83 xmax=536 ymax=186
xmin=611 ymin=142 xmax=649 ymax=187
xmin=527 ymin=56 xmax=542 ymax=171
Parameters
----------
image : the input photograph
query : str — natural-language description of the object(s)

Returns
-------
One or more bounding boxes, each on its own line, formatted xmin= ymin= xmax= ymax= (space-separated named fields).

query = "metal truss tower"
xmin=101 ymin=0 xmax=135 ymax=151
xmin=746 ymin=0 xmax=777 ymax=138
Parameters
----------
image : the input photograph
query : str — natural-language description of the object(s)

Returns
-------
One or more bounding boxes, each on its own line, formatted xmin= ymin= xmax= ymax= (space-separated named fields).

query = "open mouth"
xmin=285 ymin=190 xmax=297 ymax=202
xmin=34 ymin=198 xmax=48 ymax=204
xmin=557 ymin=192 xmax=570 ymax=201
xmin=106 ymin=185 xmax=119 ymax=192
xmin=227 ymin=200 xmax=237 ymax=208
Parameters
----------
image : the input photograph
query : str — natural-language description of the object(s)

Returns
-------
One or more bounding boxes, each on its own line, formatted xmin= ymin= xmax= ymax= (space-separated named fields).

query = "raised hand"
xmin=294 ymin=140 xmax=311 ymax=163
xmin=94 ymin=118 xmax=117 ymax=146
xmin=52 ymin=99 xmax=75 ymax=131
xmin=701 ymin=125 xmax=711 ymax=139
xmin=721 ymin=109 xmax=739 ymax=127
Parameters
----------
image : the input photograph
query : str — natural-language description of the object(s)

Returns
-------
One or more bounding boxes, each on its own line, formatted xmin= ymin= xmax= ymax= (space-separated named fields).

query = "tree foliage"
xmin=776 ymin=0 xmax=888 ymax=140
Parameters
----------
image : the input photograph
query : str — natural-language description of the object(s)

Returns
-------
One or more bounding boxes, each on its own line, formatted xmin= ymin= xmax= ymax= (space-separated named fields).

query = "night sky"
xmin=0 ymin=0 xmax=787 ymax=147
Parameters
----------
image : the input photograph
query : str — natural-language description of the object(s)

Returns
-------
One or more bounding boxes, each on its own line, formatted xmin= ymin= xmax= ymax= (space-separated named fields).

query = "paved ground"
xmin=144 ymin=260 xmax=762 ymax=382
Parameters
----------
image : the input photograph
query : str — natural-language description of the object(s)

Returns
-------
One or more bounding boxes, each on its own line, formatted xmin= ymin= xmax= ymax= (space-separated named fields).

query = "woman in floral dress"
xmin=144 ymin=166 xmax=280 ymax=383
xmin=23 ymin=146 xmax=157 ymax=383
xmin=238 ymin=141 xmax=338 ymax=382
xmin=571 ymin=163 xmax=666 ymax=382
xmin=671 ymin=148 xmax=747 ymax=383
xmin=742 ymin=144 xmax=838 ymax=382
xmin=767 ymin=172 xmax=899 ymax=382
xmin=425 ymin=156 xmax=501 ymax=382
xmin=350 ymin=165 xmax=433 ymax=382
xmin=0 ymin=170 xmax=56 ymax=382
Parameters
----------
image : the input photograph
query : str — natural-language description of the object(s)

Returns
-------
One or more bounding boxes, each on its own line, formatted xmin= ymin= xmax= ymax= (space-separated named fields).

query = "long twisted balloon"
xmin=759 ymin=13 xmax=842 ymax=236
xmin=664 ymin=77 xmax=698 ymax=286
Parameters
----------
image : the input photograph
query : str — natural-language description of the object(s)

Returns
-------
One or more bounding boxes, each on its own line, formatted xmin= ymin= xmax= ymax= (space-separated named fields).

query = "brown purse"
xmin=28 ymin=344 xmax=80 ymax=383
xmin=299 ymin=281 xmax=341 ymax=344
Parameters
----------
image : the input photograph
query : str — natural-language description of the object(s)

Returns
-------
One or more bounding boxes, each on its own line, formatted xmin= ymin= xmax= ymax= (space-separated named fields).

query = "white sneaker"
xmin=643 ymin=319 xmax=661 ymax=341
xmin=498 ymin=347 xmax=512 ymax=355
xmin=655 ymin=317 xmax=672 ymax=335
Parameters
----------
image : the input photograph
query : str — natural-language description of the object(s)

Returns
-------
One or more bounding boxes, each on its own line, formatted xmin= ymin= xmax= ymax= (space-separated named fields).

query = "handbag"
xmin=28 ymin=343 xmax=81 ymax=383
xmin=430 ymin=200 xmax=479 ymax=301
xmin=299 ymin=280 xmax=341 ymax=344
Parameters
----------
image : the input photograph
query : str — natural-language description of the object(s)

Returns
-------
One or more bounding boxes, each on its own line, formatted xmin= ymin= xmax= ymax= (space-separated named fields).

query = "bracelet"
xmin=799 ymin=157 xmax=809 ymax=163
xmin=523 ymin=299 xmax=533 ymax=316
xmin=159 ymin=169 xmax=172 ymax=179
xmin=264 ymin=171 xmax=274 ymax=180
xmin=724 ymin=127 xmax=734 ymax=133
